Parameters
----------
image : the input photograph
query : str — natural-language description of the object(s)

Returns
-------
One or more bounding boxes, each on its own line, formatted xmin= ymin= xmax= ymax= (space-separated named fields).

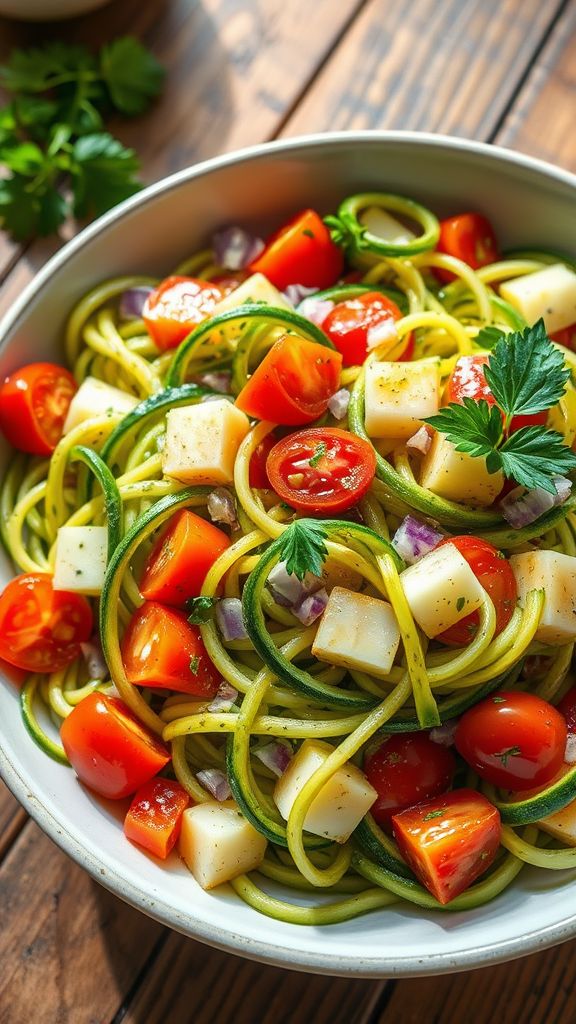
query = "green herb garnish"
xmin=496 ymin=745 xmax=521 ymax=766
xmin=456 ymin=596 xmax=466 ymax=612
xmin=422 ymin=809 xmax=445 ymax=821
xmin=308 ymin=441 xmax=327 ymax=468
xmin=277 ymin=519 xmax=328 ymax=580
xmin=189 ymin=656 xmax=200 ymax=675
xmin=187 ymin=596 xmax=217 ymax=624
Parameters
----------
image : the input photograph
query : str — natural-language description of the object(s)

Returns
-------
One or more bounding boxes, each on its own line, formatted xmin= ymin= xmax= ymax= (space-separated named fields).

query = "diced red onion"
xmin=565 ymin=734 xmax=576 ymax=764
xmin=119 ymin=286 xmax=154 ymax=321
xmin=283 ymin=283 xmax=318 ymax=307
xmin=406 ymin=425 xmax=432 ymax=455
xmin=207 ymin=488 xmax=238 ymax=528
xmin=430 ymin=719 xmax=458 ymax=747
xmin=212 ymin=226 xmax=264 ymax=270
xmin=207 ymin=682 xmax=238 ymax=712
xmin=199 ymin=370 xmax=232 ymax=394
xmin=298 ymin=296 xmax=335 ymax=325
xmin=196 ymin=768 xmax=231 ymax=801
xmin=254 ymin=740 xmax=293 ymax=777
xmin=500 ymin=476 xmax=572 ymax=529
xmin=267 ymin=560 xmax=321 ymax=607
xmin=292 ymin=588 xmax=329 ymax=626
xmin=367 ymin=318 xmax=399 ymax=351
xmin=327 ymin=388 xmax=350 ymax=420
xmin=215 ymin=598 xmax=247 ymax=641
xmin=80 ymin=639 xmax=108 ymax=680
xmin=392 ymin=515 xmax=444 ymax=565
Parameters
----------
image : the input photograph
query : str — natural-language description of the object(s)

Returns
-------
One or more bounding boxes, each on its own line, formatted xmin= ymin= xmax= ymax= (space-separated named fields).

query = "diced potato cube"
xmin=311 ymin=586 xmax=401 ymax=677
xmin=273 ymin=739 xmax=377 ymax=843
xmin=365 ymin=359 xmax=440 ymax=439
xmin=53 ymin=526 xmax=108 ymax=596
xmin=63 ymin=376 xmax=138 ymax=434
xmin=179 ymin=800 xmax=267 ymax=890
xmin=509 ymin=550 xmax=576 ymax=645
xmin=538 ymin=797 xmax=576 ymax=847
xmin=212 ymin=273 xmax=292 ymax=318
xmin=162 ymin=399 xmax=250 ymax=485
xmin=400 ymin=542 xmax=486 ymax=638
xmin=419 ymin=430 xmax=503 ymax=508
xmin=499 ymin=263 xmax=576 ymax=334
xmin=359 ymin=206 xmax=416 ymax=246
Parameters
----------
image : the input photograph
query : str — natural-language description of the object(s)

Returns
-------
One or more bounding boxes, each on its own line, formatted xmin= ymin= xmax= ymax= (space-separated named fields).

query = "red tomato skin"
xmin=321 ymin=292 xmax=410 ymax=367
xmin=60 ymin=693 xmax=170 ymax=800
xmin=0 ymin=362 xmax=77 ymax=456
xmin=392 ymin=789 xmax=501 ymax=904
xmin=435 ymin=535 xmax=517 ymax=647
xmin=550 ymin=325 xmax=576 ymax=351
xmin=124 ymin=777 xmax=190 ymax=858
xmin=364 ymin=733 xmax=456 ymax=827
xmin=249 ymin=432 xmax=277 ymax=488
xmin=557 ymin=687 xmax=576 ymax=733
xmin=235 ymin=334 xmax=342 ymax=426
xmin=140 ymin=510 xmax=230 ymax=608
xmin=249 ymin=209 xmax=343 ymax=290
xmin=143 ymin=276 xmax=222 ymax=351
xmin=436 ymin=213 xmax=500 ymax=283
xmin=0 ymin=573 xmax=92 ymax=673
xmin=265 ymin=426 xmax=376 ymax=514
xmin=445 ymin=354 xmax=547 ymax=433
xmin=455 ymin=692 xmax=567 ymax=791
xmin=122 ymin=601 xmax=220 ymax=698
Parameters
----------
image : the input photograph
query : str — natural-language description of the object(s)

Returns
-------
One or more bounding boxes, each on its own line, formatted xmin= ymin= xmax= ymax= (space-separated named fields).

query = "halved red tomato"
xmin=124 ymin=777 xmax=190 ymax=858
xmin=0 ymin=573 xmax=92 ymax=673
xmin=140 ymin=510 xmax=230 ymax=607
xmin=0 ymin=362 xmax=77 ymax=456
xmin=265 ymin=427 xmax=376 ymax=513
xmin=435 ymin=536 xmax=516 ymax=647
xmin=122 ymin=601 xmax=220 ymax=697
xmin=248 ymin=432 xmax=277 ymax=488
xmin=392 ymin=789 xmax=501 ymax=904
xmin=143 ymin=276 xmax=223 ymax=351
xmin=320 ymin=291 xmax=412 ymax=367
xmin=364 ymin=733 xmax=455 ymax=827
xmin=436 ymin=212 xmax=500 ymax=283
xmin=557 ymin=687 xmax=576 ymax=732
xmin=235 ymin=334 xmax=342 ymax=426
xmin=249 ymin=209 xmax=343 ymax=290
xmin=551 ymin=325 xmax=576 ymax=351
xmin=445 ymin=353 xmax=547 ymax=433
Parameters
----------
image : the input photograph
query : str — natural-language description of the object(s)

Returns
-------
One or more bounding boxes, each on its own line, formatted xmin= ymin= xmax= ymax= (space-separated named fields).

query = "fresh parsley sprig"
xmin=0 ymin=38 xmax=164 ymax=241
xmin=277 ymin=519 xmax=328 ymax=580
xmin=426 ymin=320 xmax=576 ymax=494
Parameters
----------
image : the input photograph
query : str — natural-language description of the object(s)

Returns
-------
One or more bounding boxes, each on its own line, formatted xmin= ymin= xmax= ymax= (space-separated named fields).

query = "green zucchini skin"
xmin=70 ymin=444 xmax=122 ymax=556
xmin=488 ymin=768 xmax=576 ymax=825
xmin=353 ymin=814 xmax=414 ymax=879
xmin=303 ymin=283 xmax=409 ymax=315
xmin=327 ymin=193 xmax=440 ymax=259
xmin=21 ymin=682 xmax=69 ymax=766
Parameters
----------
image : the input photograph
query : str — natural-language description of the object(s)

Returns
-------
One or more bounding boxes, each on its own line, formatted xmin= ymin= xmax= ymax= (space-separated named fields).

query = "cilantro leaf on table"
xmin=278 ymin=519 xmax=328 ymax=580
xmin=0 ymin=176 xmax=67 ymax=241
xmin=71 ymin=133 xmax=141 ymax=218
xmin=483 ymin=319 xmax=570 ymax=420
xmin=0 ymin=42 xmax=96 ymax=94
xmin=100 ymin=37 xmax=165 ymax=115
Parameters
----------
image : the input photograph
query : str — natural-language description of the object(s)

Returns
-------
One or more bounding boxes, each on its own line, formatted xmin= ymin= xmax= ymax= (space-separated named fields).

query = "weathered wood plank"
xmin=0 ymin=782 xmax=27 ymax=861
xmin=281 ymin=0 xmax=565 ymax=141
xmin=0 ymin=820 xmax=165 ymax=1024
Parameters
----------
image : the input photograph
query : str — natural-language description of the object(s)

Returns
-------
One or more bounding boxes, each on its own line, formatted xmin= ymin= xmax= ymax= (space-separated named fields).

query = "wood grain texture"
xmin=0 ymin=783 xmax=27 ymax=861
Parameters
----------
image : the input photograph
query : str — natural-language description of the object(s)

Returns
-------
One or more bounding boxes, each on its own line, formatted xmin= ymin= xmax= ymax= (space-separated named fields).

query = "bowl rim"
xmin=2 ymin=130 xmax=576 ymax=977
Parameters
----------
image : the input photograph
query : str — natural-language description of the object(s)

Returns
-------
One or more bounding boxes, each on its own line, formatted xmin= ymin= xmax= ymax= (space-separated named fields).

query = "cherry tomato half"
xmin=436 ymin=212 xmax=500 ymax=283
xmin=392 ymin=789 xmax=501 ymax=904
xmin=140 ymin=510 xmax=230 ymax=608
xmin=143 ymin=276 xmax=223 ymax=351
xmin=445 ymin=354 xmax=547 ymax=434
xmin=235 ymin=334 xmax=342 ymax=426
xmin=248 ymin=432 xmax=277 ymax=488
xmin=455 ymin=691 xmax=567 ymax=791
xmin=435 ymin=536 xmax=517 ymax=647
xmin=249 ymin=209 xmax=343 ymax=291
xmin=364 ymin=733 xmax=455 ymax=827
xmin=266 ymin=427 xmax=376 ymax=514
xmin=122 ymin=601 xmax=220 ymax=697
xmin=321 ymin=291 xmax=412 ymax=367
xmin=0 ymin=573 xmax=92 ymax=673
xmin=124 ymin=777 xmax=190 ymax=859
xmin=557 ymin=687 xmax=576 ymax=733
xmin=551 ymin=325 xmax=576 ymax=351
xmin=0 ymin=362 xmax=77 ymax=456
xmin=61 ymin=692 xmax=170 ymax=800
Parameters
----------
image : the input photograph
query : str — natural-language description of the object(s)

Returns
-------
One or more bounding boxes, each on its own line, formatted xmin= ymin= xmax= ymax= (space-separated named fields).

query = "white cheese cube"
xmin=63 ymin=376 xmax=138 ymax=434
xmin=162 ymin=399 xmax=250 ymax=485
xmin=360 ymin=206 xmax=416 ymax=246
xmin=538 ymin=796 xmax=576 ymax=847
xmin=400 ymin=542 xmax=486 ymax=638
xmin=499 ymin=263 xmax=576 ymax=334
xmin=273 ymin=739 xmax=377 ymax=843
xmin=509 ymin=550 xmax=576 ymax=645
xmin=179 ymin=800 xmax=267 ymax=890
xmin=311 ymin=587 xmax=401 ymax=678
xmin=365 ymin=359 xmax=439 ymax=439
xmin=420 ymin=430 xmax=503 ymax=508
xmin=212 ymin=273 xmax=292 ymax=318
xmin=53 ymin=526 xmax=108 ymax=596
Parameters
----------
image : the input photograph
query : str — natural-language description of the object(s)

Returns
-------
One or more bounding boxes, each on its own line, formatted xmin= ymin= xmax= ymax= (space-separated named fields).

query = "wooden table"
xmin=1 ymin=1 xmax=576 ymax=1020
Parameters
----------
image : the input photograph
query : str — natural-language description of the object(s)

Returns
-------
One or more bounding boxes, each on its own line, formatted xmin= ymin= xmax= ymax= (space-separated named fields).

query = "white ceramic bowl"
xmin=1 ymin=133 xmax=576 ymax=977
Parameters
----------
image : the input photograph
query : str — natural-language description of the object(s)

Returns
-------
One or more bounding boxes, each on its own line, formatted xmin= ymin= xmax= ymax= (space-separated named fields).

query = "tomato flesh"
xmin=249 ymin=432 xmax=277 ymax=488
xmin=143 ymin=276 xmax=223 ymax=351
xmin=445 ymin=353 xmax=547 ymax=434
xmin=435 ymin=536 xmax=516 ymax=647
xmin=124 ymin=777 xmax=190 ymax=858
xmin=455 ymin=691 xmax=567 ymax=791
xmin=122 ymin=601 xmax=220 ymax=697
xmin=0 ymin=362 xmax=77 ymax=456
xmin=392 ymin=789 xmax=502 ymax=904
xmin=235 ymin=334 xmax=342 ymax=426
xmin=436 ymin=212 xmax=500 ymax=283
xmin=557 ymin=687 xmax=576 ymax=733
xmin=249 ymin=209 xmax=343 ymax=290
xmin=551 ymin=325 xmax=576 ymax=351
xmin=265 ymin=427 xmax=376 ymax=513
xmin=321 ymin=291 xmax=411 ymax=367
xmin=364 ymin=733 xmax=455 ymax=827
xmin=140 ymin=510 xmax=230 ymax=608
xmin=0 ymin=573 xmax=92 ymax=673
xmin=61 ymin=692 xmax=170 ymax=799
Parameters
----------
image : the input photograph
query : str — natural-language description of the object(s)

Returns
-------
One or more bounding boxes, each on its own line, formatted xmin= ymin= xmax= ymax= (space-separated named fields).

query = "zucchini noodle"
xmin=3 ymin=193 xmax=576 ymax=928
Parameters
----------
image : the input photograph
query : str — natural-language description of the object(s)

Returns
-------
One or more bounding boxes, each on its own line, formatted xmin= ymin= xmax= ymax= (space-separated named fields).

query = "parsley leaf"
xmin=484 ymin=319 xmax=570 ymax=419
xmin=0 ymin=42 xmax=96 ymax=94
xmin=187 ymin=596 xmax=217 ymax=624
xmin=426 ymin=398 xmax=503 ymax=460
xmin=100 ymin=37 xmax=164 ymax=116
xmin=499 ymin=427 xmax=576 ymax=493
xmin=475 ymin=324 xmax=505 ymax=350
xmin=71 ymin=133 xmax=141 ymax=218
xmin=277 ymin=519 xmax=328 ymax=580
xmin=0 ymin=176 xmax=67 ymax=240
xmin=309 ymin=441 xmax=327 ymax=468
